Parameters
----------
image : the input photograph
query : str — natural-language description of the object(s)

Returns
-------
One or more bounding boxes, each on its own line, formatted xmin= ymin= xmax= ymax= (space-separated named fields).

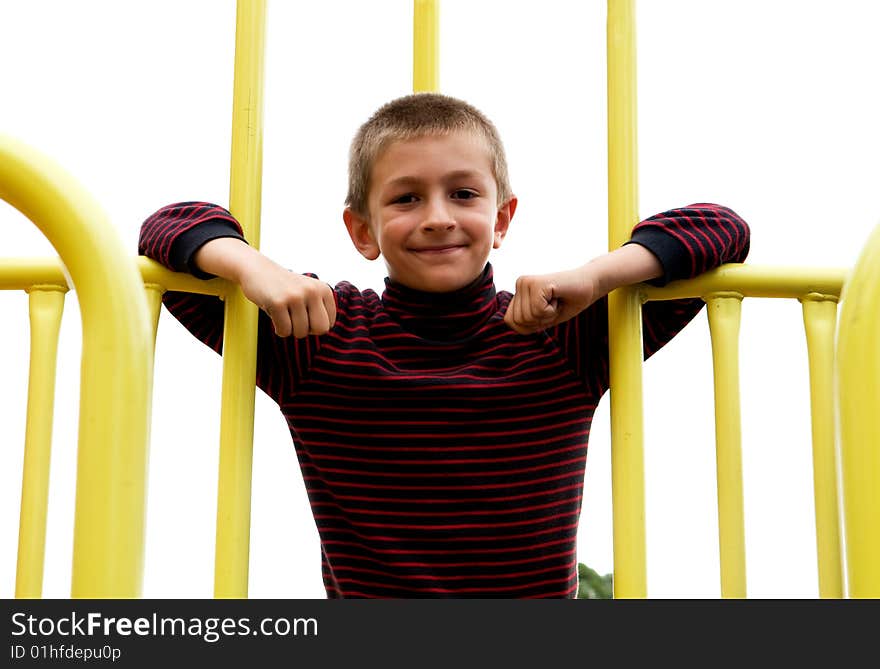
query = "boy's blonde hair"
xmin=346 ymin=92 xmax=512 ymax=218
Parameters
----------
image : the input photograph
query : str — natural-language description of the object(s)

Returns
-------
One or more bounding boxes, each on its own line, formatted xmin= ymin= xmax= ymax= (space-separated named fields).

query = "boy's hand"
xmin=504 ymin=267 xmax=601 ymax=334
xmin=239 ymin=260 xmax=337 ymax=338
xmin=194 ymin=237 xmax=337 ymax=338
xmin=503 ymin=244 xmax=664 ymax=335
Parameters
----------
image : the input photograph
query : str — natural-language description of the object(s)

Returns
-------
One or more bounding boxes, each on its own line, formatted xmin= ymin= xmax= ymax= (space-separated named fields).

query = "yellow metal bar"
xmin=0 ymin=259 xmax=68 ymax=289
xmin=705 ymin=293 xmax=747 ymax=598
xmin=15 ymin=287 xmax=66 ymax=598
xmin=214 ymin=0 xmax=267 ymax=599
xmin=3 ymin=256 xmax=845 ymax=303
xmin=800 ymin=295 xmax=843 ymax=598
xmin=607 ymin=288 xmax=647 ymax=599
xmin=144 ymin=284 xmax=165 ymax=348
xmin=607 ymin=0 xmax=645 ymax=598
xmin=836 ymin=223 xmax=880 ymax=598
xmin=1 ymin=257 xmax=227 ymax=296
xmin=137 ymin=257 xmax=228 ymax=297
xmin=413 ymin=0 xmax=439 ymax=92
xmin=642 ymin=265 xmax=847 ymax=302
xmin=0 ymin=134 xmax=152 ymax=598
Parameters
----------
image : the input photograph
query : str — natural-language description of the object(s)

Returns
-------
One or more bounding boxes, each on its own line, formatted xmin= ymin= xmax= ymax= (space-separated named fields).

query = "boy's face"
xmin=343 ymin=131 xmax=516 ymax=293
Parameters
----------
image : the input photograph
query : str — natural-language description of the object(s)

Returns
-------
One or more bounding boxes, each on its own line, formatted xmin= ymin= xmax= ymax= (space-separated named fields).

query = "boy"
xmin=139 ymin=92 xmax=750 ymax=598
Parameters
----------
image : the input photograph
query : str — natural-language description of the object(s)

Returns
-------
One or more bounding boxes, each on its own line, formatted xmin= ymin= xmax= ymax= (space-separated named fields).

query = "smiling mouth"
xmin=410 ymin=245 xmax=466 ymax=254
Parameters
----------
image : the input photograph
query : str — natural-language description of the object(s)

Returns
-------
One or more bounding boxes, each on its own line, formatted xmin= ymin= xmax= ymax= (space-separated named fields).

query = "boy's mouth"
xmin=409 ymin=244 xmax=467 ymax=254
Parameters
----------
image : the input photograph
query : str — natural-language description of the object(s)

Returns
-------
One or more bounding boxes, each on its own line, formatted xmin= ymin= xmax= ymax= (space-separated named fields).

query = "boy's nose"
xmin=421 ymin=200 xmax=456 ymax=232
xmin=421 ymin=220 xmax=456 ymax=233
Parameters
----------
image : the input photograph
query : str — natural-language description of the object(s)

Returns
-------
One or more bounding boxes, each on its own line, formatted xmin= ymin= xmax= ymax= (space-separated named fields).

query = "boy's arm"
xmin=503 ymin=244 xmax=662 ymax=334
xmin=139 ymin=201 xmax=333 ymax=401
xmin=505 ymin=203 xmax=750 ymax=334
xmin=193 ymin=238 xmax=336 ymax=339
xmin=506 ymin=203 xmax=750 ymax=397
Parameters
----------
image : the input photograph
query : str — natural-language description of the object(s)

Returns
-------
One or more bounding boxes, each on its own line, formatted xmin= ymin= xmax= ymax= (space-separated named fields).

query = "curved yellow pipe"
xmin=836 ymin=223 xmax=880 ymax=598
xmin=0 ymin=134 xmax=152 ymax=598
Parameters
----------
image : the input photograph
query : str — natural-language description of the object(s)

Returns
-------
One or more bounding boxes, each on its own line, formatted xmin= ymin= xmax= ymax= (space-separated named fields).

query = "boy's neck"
xmin=381 ymin=264 xmax=497 ymax=341
xmin=385 ymin=263 xmax=493 ymax=296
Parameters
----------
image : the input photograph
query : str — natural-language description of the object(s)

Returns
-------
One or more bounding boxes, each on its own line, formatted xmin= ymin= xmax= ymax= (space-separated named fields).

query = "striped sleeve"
xmin=626 ymin=203 xmax=750 ymax=286
xmin=550 ymin=203 xmax=750 ymax=397
xmin=138 ymin=201 xmax=244 ymax=276
xmin=138 ymin=201 xmax=323 ymax=402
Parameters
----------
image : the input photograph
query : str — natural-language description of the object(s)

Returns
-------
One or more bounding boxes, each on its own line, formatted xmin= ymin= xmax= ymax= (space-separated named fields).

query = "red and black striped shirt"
xmin=139 ymin=202 xmax=750 ymax=598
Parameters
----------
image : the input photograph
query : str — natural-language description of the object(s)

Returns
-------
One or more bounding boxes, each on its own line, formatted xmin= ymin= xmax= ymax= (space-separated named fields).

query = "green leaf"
xmin=576 ymin=562 xmax=613 ymax=599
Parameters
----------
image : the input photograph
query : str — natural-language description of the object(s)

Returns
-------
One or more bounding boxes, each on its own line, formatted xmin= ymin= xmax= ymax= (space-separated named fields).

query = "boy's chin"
xmin=391 ymin=267 xmax=486 ymax=293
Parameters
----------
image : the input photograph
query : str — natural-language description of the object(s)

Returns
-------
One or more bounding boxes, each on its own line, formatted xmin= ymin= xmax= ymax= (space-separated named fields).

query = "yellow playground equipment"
xmin=1 ymin=0 xmax=877 ymax=599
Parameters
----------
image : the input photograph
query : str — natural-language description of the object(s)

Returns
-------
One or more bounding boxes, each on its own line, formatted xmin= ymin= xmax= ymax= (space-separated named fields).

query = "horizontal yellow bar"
xmin=0 ymin=257 xmax=228 ymax=296
xmin=137 ymin=257 xmax=229 ymax=297
xmin=0 ymin=258 xmax=69 ymax=290
xmin=3 ymin=258 xmax=845 ymax=304
xmin=641 ymin=265 xmax=848 ymax=301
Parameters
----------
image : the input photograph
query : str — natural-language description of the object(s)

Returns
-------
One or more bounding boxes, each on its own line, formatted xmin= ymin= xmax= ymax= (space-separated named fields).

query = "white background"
xmin=1 ymin=0 xmax=879 ymax=599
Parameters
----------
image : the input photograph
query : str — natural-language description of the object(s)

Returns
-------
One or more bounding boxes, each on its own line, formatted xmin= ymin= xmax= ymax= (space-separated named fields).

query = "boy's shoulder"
xmin=316 ymin=276 xmax=381 ymax=312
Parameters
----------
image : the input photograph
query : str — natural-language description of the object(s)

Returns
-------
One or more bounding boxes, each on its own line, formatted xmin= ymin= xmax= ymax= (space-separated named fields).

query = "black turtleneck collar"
xmin=381 ymin=264 xmax=499 ymax=341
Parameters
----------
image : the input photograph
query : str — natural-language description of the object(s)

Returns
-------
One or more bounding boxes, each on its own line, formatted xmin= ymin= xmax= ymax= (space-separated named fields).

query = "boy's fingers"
xmin=503 ymin=300 xmax=523 ymax=333
xmin=511 ymin=278 xmax=524 ymax=325
xmin=535 ymin=283 xmax=555 ymax=315
xmin=503 ymin=303 xmax=516 ymax=329
xmin=505 ymin=296 xmax=536 ymax=335
xmin=536 ymin=286 xmax=556 ymax=323
xmin=539 ymin=297 xmax=558 ymax=325
xmin=514 ymin=291 xmax=527 ymax=328
xmin=267 ymin=305 xmax=292 ymax=338
xmin=540 ymin=299 xmax=559 ymax=327
xmin=322 ymin=288 xmax=337 ymax=327
xmin=289 ymin=304 xmax=310 ymax=339
xmin=307 ymin=294 xmax=331 ymax=334
xmin=523 ymin=283 xmax=538 ymax=324
xmin=505 ymin=277 xmax=575 ymax=334
xmin=522 ymin=282 xmax=557 ymax=329
xmin=517 ymin=278 xmax=533 ymax=323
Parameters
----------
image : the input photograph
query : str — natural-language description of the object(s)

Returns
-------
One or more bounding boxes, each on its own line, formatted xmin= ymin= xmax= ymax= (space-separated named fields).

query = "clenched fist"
xmin=503 ymin=267 xmax=600 ymax=334
xmin=194 ymin=237 xmax=337 ymax=338
xmin=240 ymin=262 xmax=337 ymax=338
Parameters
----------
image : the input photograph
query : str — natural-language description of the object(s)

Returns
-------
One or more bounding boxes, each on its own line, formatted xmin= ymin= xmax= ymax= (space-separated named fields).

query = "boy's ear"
xmin=492 ymin=196 xmax=517 ymax=249
xmin=343 ymin=207 xmax=380 ymax=260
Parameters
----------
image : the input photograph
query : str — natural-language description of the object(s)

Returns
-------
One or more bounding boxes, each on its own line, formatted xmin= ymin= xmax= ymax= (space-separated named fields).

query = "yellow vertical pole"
xmin=214 ymin=0 xmax=266 ymax=599
xmin=15 ymin=287 xmax=66 ymax=598
xmin=705 ymin=293 xmax=747 ymax=598
xmin=800 ymin=295 xmax=843 ymax=598
xmin=607 ymin=0 xmax=646 ymax=598
xmin=144 ymin=285 xmax=164 ymax=350
xmin=836 ymin=223 xmax=880 ymax=598
xmin=413 ymin=0 xmax=439 ymax=92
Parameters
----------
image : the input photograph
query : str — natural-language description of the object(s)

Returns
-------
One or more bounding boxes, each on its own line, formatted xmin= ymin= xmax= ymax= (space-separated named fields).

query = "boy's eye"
xmin=392 ymin=194 xmax=418 ymax=205
xmin=451 ymin=189 xmax=478 ymax=200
